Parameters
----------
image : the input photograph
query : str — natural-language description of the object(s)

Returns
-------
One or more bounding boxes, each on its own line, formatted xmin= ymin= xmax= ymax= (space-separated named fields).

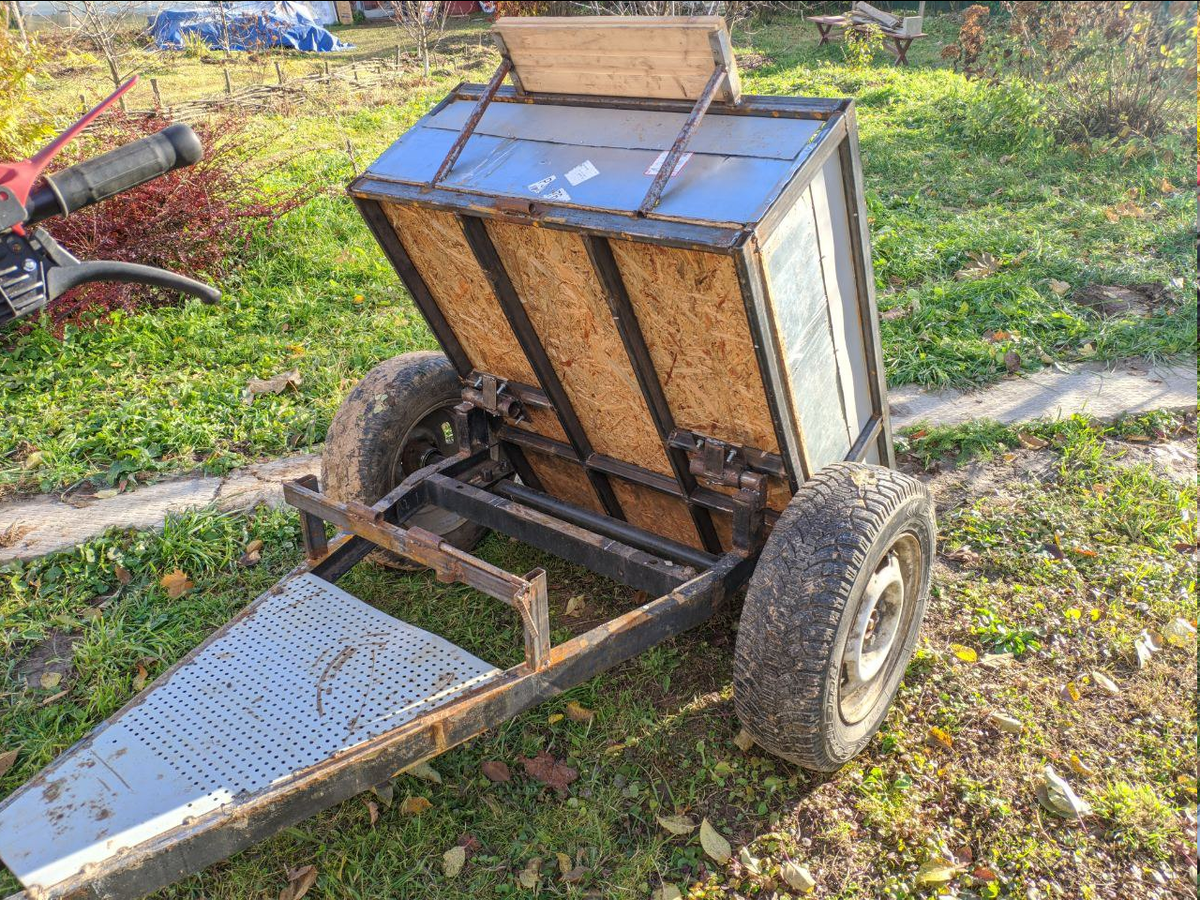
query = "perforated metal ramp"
xmin=0 ymin=574 xmax=501 ymax=895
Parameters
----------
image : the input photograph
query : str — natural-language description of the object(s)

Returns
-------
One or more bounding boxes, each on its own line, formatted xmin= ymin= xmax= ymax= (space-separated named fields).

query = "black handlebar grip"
xmin=25 ymin=124 xmax=203 ymax=225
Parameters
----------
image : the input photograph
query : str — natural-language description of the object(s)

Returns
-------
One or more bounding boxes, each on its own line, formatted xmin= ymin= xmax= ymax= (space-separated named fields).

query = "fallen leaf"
xmin=1159 ymin=178 xmax=1176 ymax=193
xmin=556 ymin=852 xmax=572 ymax=876
xmin=950 ymin=643 xmax=977 ymax=663
xmin=1091 ymin=671 xmax=1120 ymax=696
xmin=404 ymin=760 xmax=442 ymax=784
xmin=278 ymin=865 xmax=317 ymax=900
xmin=1060 ymin=681 xmax=1081 ymax=704
xmin=1037 ymin=765 xmax=1091 ymax=818
xmin=372 ymin=782 xmax=394 ymax=807
xmin=1069 ymin=753 xmax=1098 ymax=778
xmin=132 ymin=663 xmax=149 ymax=691
xmin=781 ymin=860 xmax=816 ymax=892
xmin=733 ymin=729 xmax=755 ymax=752
xmin=699 ymin=818 xmax=731 ymax=864
xmin=955 ymin=250 xmax=999 ymax=280
xmin=114 ymin=564 xmax=132 ymax=585
xmin=400 ymin=796 xmax=432 ymax=815
xmin=915 ymin=858 xmax=963 ymax=886
xmin=1048 ymin=278 xmax=1071 ymax=296
xmin=1078 ymin=341 xmax=1096 ymax=357
xmin=928 ymin=726 xmax=954 ymax=750
xmin=565 ymin=701 xmax=594 ymax=723
xmin=973 ymin=865 xmax=999 ymax=882
xmin=442 ymin=845 xmax=466 ymax=878
xmin=985 ymin=329 xmax=1012 ymax=342
xmin=1134 ymin=629 xmax=1161 ymax=668
xmin=159 ymin=569 xmax=193 ymax=599
xmin=517 ymin=857 xmax=541 ymax=889
xmin=1003 ymin=349 xmax=1021 ymax=374
xmin=246 ymin=369 xmax=302 ymax=404
xmin=520 ymin=751 xmax=578 ymax=794
xmin=656 ymin=813 xmax=697 ymax=836
xmin=881 ymin=304 xmax=911 ymax=321
xmin=547 ymin=713 xmax=564 ymax=725
xmin=1018 ymin=432 xmax=1049 ymax=450
xmin=563 ymin=595 xmax=585 ymax=617
xmin=653 ymin=885 xmax=683 ymax=900
xmin=94 ymin=488 xmax=119 ymax=500
xmin=364 ymin=799 xmax=379 ymax=826
xmin=738 ymin=846 xmax=761 ymax=875
xmin=1162 ymin=617 xmax=1196 ymax=647
xmin=561 ymin=865 xmax=586 ymax=883
xmin=40 ymin=671 xmax=62 ymax=690
xmin=22 ymin=450 xmax=44 ymax=470
xmin=0 ymin=749 xmax=17 ymax=779
xmin=238 ymin=538 xmax=265 ymax=567
xmin=481 ymin=760 xmax=511 ymax=782
xmin=979 ymin=652 xmax=1015 ymax=669
xmin=989 ymin=711 xmax=1023 ymax=734
xmin=1104 ymin=200 xmax=1147 ymax=221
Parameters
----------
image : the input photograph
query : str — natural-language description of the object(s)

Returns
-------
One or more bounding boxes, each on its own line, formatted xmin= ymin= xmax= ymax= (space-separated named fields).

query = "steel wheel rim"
xmin=838 ymin=532 xmax=922 ymax=725
xmin=386 ymin=400 xmax=466 ymax=535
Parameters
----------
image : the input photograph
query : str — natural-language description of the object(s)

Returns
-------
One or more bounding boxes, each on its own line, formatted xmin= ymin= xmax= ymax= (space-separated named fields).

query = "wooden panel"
xmin=494 ymin=15 xmax=740 ymax=102
xmin=513 ymin=407 xmax=568 ymax=445
xmin=610 ymin=480 xmax=702 ymax=550
xmin=610 ymin=240 xmax=780 ymax=455
xmin=523 ymin=452 xmax=602 ymax=514
xmin=486 ymin=220 xmax=672 ymax=476
xmin=383 ymin=203 xmax=537 ymax=387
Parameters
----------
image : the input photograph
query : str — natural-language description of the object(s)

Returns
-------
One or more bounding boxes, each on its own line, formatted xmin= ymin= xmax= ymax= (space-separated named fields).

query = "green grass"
xmin=1 ymin=415 xmax=1194 ymax=898
xmin=1 ymin=14 xmax=1194 ymax=495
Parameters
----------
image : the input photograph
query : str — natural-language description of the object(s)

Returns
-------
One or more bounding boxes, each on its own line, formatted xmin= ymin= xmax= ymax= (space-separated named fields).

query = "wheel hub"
xmin=838 ymin=533 xmax=921 ymax=725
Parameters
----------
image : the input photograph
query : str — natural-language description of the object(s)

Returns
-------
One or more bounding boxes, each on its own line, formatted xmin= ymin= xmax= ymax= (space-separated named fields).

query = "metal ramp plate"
xmin=0 ymin=573 xmax=501 ymax=895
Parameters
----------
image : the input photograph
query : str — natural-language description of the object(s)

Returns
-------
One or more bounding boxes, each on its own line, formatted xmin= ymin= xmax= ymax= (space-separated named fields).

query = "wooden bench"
xmin=808 ymin=13 xmax=926 ymax=65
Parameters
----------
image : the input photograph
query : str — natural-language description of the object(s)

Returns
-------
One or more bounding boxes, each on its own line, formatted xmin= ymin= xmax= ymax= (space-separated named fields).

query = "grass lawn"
xmin=1 ymin=415 xmax=1194 ymax=898
xmin=0 ymin=13 xmax=1194 ymax=496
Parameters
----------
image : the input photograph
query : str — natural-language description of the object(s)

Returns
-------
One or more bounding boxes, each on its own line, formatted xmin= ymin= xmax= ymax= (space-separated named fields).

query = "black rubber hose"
xmin=25 ymin=124 xmax=203 ymax=225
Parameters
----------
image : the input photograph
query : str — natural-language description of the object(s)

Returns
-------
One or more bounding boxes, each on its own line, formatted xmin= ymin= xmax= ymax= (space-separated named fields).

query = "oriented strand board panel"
xmin=610 ymin=241 xmax=781 ymax=455
xmin=486 ymin=220 xmax=672 ymax=476
xmin=494 ymin=16 xmax=740 ymax=102
xmin=523 ymin=452 xmax=603 ymax=514
xmin=610 ymin=479 xmax=702 ymax=550
xmin=383 ymin=203 xmax=538 ymax=388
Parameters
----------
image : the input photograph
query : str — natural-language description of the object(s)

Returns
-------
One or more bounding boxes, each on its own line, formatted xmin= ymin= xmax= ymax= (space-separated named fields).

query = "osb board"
xmin=523 ymin=451 xmax=603 ymax=514
xmin=493 ymin=16 xmax=740 ymax=102
xmin=382 ymin=203 xmax=537 ymax=388
xmin=512 ymin=407 xmax=568 ymax=445
xmin=610 ymin=479 xmax=702 ymax=550
xmin=486 ymin=220 xmax=672 ymax=476
xmin=610 ymin=240 xmax=781 ymax=455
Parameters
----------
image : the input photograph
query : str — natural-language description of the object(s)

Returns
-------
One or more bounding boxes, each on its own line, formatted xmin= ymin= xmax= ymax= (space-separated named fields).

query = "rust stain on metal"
xmin=315 ymin=646 xmax=357 ymax=717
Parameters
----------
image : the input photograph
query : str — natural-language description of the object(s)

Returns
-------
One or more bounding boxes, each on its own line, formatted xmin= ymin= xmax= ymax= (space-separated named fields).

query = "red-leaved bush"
xmin=41 ymin=112 xmax=312 ymax=331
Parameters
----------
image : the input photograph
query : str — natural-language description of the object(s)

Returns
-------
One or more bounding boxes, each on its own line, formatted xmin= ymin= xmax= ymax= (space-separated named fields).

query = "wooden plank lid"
xmin=492 ymin=15 xmax=741 ymax=103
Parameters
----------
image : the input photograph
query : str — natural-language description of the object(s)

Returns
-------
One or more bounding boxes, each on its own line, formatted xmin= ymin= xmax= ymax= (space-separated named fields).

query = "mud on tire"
xmin=733 ymin=462 xmax=935 ymax=771
xmin=321 ymin=351 xmax=486 ymax=568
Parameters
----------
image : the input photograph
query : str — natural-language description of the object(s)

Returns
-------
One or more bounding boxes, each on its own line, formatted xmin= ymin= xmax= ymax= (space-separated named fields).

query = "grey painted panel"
xmin=368 ymin=127 xmax=799 ymax=225
xmin=811 ymin=153 xmax=874 ymax=446
xmin=429 ymin=98 xmax=825 ymax=160
xmin=760 ymin=186 xmax=853 ymax=470
xmin=0 ymin=574 xmax=500 ymax=894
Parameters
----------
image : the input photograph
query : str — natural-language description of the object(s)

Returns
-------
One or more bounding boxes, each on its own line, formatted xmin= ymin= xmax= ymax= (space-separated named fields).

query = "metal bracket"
xmin=672 ymin=433 xmax=768 ymax=554
xmin=461 ymin=373 xmax=525 ymax=421
xmin=636 ymin=63 xmax=727 ymax=217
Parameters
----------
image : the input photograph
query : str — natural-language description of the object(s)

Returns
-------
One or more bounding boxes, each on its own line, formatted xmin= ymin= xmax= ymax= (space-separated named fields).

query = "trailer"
xmin=0 ymin=16 xmax=935 ymax=899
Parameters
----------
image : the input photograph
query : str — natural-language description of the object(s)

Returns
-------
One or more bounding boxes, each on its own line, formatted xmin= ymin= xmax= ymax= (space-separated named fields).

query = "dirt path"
xmin=1 ymin=357 xmax=1194 ymax=563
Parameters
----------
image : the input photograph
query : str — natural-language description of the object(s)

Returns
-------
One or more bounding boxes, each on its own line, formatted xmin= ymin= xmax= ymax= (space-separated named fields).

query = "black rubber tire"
xmin=733 ymin=462 xmax=935 ymax=772
xmin=321 ymin=351 xmax=486 ymax=568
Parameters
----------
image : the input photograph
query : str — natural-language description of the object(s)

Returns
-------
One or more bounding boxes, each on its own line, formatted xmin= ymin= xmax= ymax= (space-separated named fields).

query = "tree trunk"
xmin=10 ymin=1 xmax=29 ymax=51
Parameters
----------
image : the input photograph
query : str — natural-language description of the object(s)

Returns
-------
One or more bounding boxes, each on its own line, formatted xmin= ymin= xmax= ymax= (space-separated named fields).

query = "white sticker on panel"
xmin=644 ymin=151 xmax=693 ymax=178
xmin=543 ymin=187 xmax=572 ymax=201
xmin=565 ymin=159 xmax=600 ymax=186
xmin=527 ymin=174 xmax=556 ymax=194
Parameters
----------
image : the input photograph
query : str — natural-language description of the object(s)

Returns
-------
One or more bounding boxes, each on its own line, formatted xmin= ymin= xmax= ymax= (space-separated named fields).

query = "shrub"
xmin=41 ymin=113 xmax=314 ymax=331
xmin=843 ymin=22 xmax=885 ymax=70
xmin=945 ymin=1 xmax=1196 ymax=141
xmin=0 ymin=28 xmax=53 ymax=159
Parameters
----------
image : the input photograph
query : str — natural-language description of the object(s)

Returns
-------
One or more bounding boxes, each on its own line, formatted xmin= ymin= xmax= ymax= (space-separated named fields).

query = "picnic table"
xmin=809 ymin=13 xmax=926 ymax=65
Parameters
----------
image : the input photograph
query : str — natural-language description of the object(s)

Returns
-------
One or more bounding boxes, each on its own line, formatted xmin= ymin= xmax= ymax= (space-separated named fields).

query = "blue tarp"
xmin=149 ymin=2 xmax=352 ymax=53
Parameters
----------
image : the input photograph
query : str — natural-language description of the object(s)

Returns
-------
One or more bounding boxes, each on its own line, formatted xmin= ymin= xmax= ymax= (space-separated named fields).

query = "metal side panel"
xmin=0 ymin=574 xmax=501 ymax=896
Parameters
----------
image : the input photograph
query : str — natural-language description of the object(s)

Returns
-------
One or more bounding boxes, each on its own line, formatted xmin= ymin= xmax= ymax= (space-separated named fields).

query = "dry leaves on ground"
xmin=520 ymin=751 xmax=578 ymax=795
xmin=159 ymin=569 xmax=193 ymax=599
xmin=246 ymin=369 xmax=302 ymax=404
xmin=278 ymin=865 xmax=317 ymax=900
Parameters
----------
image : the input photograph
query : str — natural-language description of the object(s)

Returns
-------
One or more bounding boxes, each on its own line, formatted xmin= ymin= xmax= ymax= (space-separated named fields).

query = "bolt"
xmin=22 ymin=258 xmax=37 ymax=272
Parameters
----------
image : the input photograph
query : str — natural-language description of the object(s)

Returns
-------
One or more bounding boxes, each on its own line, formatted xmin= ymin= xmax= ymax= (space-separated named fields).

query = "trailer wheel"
xmin=322 ymin=351 xmax=486 ymax=568
xmin=733 ymin=462 xmax=935 ymax=771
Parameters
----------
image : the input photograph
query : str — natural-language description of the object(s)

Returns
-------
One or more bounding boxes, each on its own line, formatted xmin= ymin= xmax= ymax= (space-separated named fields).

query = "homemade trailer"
xmin=0 ymin=17 xmax=935 ymax=899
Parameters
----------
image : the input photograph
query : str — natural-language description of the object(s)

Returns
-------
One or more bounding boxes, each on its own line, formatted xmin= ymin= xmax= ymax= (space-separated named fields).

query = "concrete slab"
xmin=889 ymin=358 xmax=1196 ymax=430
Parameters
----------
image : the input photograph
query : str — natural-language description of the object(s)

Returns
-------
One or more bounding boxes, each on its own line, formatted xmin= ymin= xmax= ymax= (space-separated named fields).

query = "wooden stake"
xmin=323 ymin=60 xmax=330 ymax=78
xmin=150 ymin=78 xmax=162 ymax=110
xmin=394 ymin=44 xmax=401 ymax=68
xmin=224 ymin=67 xmax=232 ymax=95
xmin=275 ymin=61 xmax=284 ymax=84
